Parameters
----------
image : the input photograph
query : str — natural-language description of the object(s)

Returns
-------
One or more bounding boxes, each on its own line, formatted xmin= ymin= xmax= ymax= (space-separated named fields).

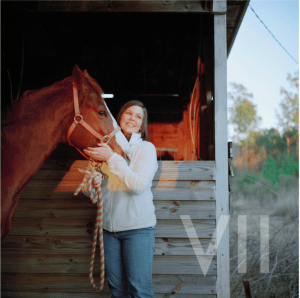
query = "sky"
xmin=227 ymin=0 xmax=299 ymax=135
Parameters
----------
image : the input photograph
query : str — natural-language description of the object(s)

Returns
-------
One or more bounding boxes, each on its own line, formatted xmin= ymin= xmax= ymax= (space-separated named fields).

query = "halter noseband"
xmin=67 ymin=82 xmax=120 ymax=159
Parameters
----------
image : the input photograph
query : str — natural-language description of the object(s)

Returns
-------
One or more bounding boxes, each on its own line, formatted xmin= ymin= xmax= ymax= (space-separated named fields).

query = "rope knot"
xmin=75 ymin=167 xmax=103 ymax=204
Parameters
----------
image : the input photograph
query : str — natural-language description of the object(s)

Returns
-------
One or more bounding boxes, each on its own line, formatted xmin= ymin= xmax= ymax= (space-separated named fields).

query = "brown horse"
xmin=1 ymin=65 xmax=128 ymax=240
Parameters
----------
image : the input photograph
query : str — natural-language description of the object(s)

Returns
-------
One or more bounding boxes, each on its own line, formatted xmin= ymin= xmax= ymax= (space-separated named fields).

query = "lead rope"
xmin=74 ymin=166 xmax=105 ymax=292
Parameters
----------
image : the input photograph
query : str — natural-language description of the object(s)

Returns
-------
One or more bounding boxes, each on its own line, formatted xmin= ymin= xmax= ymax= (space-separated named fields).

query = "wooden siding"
xmin=2 ymin=160 xmax=217 ymax=297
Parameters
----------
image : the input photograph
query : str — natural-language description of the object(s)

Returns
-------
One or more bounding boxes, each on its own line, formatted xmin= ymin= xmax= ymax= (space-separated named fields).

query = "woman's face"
xmin=120 ymin=105 xmax=144 ymax=136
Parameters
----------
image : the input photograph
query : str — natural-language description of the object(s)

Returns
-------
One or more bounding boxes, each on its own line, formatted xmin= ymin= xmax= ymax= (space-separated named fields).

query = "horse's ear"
xmin=72 ymin=65 xmax=100 ymax=106
xmin=72 ymin=65 xmax=84 ymax=86
xmin=72 ymin=65 xmax=91 ymax=95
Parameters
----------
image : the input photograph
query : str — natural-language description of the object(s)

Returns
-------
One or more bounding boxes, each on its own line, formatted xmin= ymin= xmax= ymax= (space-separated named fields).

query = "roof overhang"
xmin=38 ymin=0 xmax=250 ymax=55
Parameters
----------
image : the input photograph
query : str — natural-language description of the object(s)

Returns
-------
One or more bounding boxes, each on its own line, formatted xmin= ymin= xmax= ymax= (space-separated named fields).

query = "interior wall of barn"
xmin=2 ymin=2 xmax=215 ymax=161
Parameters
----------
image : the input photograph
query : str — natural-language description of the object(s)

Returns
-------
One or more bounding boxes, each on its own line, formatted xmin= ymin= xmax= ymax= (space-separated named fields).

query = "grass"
xmin=230 ymin=174 xmax=299 ymax=298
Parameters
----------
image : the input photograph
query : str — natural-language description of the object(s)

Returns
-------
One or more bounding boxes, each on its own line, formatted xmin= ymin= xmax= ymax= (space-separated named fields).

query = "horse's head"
xmin=67 ymin=65 xmax=131 ymax=160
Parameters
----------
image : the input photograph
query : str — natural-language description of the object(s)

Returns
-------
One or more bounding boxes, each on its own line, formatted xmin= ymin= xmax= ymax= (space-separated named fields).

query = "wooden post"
xmin=243 ymin=280 xmax=253 ymax=298
xmin=214 ymin=12 xmax=230 ymax=298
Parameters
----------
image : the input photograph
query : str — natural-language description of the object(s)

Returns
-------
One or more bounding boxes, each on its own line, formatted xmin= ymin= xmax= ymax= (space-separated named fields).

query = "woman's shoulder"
xmin=140 ymin=140 xmax=156 ymax=149
xmin=135 ymin=140 xmax=157 ymax=155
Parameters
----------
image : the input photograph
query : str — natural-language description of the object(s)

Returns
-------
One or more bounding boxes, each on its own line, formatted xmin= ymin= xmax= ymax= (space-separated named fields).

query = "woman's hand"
xmin=83 ymin=143 xmax=114 ymax=162
xmin=93 ymin=171 xmax=102 ymax=189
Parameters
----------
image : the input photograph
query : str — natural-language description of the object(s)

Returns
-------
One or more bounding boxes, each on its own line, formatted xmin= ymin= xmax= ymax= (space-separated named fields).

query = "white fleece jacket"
xmin=85 ymin=133 xmax=158 ymax=232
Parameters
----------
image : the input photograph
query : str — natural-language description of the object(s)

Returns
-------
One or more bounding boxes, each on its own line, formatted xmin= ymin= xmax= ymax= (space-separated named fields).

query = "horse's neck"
xmin=1 ymin=83 xmax=74 ymax=196
xmin=23 ymin=86 xmax=73 ymax=145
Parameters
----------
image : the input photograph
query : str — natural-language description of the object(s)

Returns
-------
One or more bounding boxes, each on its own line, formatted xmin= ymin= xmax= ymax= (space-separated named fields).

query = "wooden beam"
xmin=202 ymin=16 xmax=215 ymax=160
xmin=39 ymin=0 xmax=209 ymax=13
xmin=210 ymin=0 xmax=226 ymax=14
xmin=227 ymin=0 xmax=250 ymax=55
xmin=214 ymin=13 xmax=230 ymax=298
xmin=243 ymin=280 xmax=253 ymax=298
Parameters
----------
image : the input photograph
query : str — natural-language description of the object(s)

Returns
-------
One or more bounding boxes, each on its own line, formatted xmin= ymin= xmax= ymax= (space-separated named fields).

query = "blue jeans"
xmin=103 ymin=227 xmax=156 ymax=298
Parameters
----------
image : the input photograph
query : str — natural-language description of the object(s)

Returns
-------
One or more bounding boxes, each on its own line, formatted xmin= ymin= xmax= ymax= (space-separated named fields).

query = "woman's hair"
xmin=117 ymin=100 xmax=149 ymax=141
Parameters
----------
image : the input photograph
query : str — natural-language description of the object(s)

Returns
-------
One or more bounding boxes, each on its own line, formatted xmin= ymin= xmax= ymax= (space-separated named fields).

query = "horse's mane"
xmin=1 ymin=72 xmax=102 ymax=127
xmin=1 ymin=97 xmax=25 ymax=126
xmin=2 ymin=77 xmax=72 ymax=126
xmin=24 ymin=77 xmax=72 ymax=102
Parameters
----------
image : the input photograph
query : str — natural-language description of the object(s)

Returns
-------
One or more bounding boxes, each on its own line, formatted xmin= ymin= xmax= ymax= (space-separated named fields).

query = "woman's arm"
xmin=107 ymin=142 xmax=158 ymax=195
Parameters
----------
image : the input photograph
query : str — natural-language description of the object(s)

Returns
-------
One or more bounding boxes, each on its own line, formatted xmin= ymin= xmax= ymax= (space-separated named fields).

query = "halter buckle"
xmin=101 ymin=135 xmax=111 ymax=144
xmin=74 ymin=115 xmax=83 ymax=124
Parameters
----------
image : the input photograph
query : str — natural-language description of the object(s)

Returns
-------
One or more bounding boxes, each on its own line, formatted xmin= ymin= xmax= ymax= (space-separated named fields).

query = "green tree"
xmin=275 ymin=71 xmax=299 ymax=133
xmin=228 ymin=83 xmax=262 ymax=143
xmin=282 ymin=128 xmax=298 ymax=156
xmin=256 ymin=128 xmax=286 ymax=155
xmin=262 ymin=156 xmax=280 ymax=185
xmin=246 ymin=130 xmax=262 ymax=151
xmin=280 ymin=155 xmax=299 ymax=177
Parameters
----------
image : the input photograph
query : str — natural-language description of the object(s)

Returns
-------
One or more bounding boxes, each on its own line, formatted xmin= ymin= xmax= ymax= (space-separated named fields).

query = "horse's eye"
xmin=98 ymin=111 xmax=107 ymax=117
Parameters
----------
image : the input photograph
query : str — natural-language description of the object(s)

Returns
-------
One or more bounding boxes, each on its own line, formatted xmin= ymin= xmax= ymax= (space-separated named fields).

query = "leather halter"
xmin=67 ymin=82 xmax=121 ymax=159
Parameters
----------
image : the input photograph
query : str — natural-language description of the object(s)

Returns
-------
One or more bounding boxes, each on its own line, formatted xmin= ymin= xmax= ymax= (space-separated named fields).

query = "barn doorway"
xmin=3 ymin=2 xmax=215 ymax=161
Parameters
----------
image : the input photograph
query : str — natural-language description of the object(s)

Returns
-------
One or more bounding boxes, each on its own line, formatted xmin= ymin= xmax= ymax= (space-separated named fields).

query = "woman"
xmin=83 ymin=100 xmax=158 ymax=298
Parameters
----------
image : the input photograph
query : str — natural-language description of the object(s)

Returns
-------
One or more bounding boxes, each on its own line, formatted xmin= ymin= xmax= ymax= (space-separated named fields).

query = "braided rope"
xmin=74 ymin=167 xmax=105 ymax=292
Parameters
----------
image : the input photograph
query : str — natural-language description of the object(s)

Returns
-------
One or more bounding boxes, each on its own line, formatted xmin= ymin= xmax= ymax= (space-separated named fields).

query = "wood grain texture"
xmin=7 ymin=159 xmax=217 ymax=296
xmin=214 ymin=13 xmax=230 ymax=298
xmin=1 ymin=273 xmax=110 ymax=293
xmin=154 ymin=160 xmax=215 ymax=181
xmin=14 ymin=199 xmax=215 ymax=219
xmin=9 ymin=218 xmax=216 ymax=238
xmin=2 ymin=294 xmax=216 ymax=298
xmin=36 ymin=160 xmax=215 ymax=180
xmin=2 ymin=273 xmax=217 ymax=295
xmin=19 ymin=180 xmax=216 ymax=201
xmin=2 ymin=236 xmax=217 ymax=256
xmin=2 ymin=254 xmax=217 ymax=275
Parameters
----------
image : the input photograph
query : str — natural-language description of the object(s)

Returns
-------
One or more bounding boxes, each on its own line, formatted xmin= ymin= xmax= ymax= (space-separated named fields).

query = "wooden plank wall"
xmin=2 ymin=159 xmax=217 ymax=297
xmin=148 ymin=119 xmax=196 ymax=161
xmin=148 ymin=71 xmax=209 ymax=162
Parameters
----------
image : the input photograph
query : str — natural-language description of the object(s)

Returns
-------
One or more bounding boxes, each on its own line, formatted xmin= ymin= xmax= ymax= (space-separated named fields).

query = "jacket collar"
xmin=129 ymin=132 xmax=142 ymax=145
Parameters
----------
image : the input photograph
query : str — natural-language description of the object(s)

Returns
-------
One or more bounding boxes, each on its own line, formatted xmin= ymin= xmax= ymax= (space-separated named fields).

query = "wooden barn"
xmin=2 ymin=1 xmax=248 ymax=297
